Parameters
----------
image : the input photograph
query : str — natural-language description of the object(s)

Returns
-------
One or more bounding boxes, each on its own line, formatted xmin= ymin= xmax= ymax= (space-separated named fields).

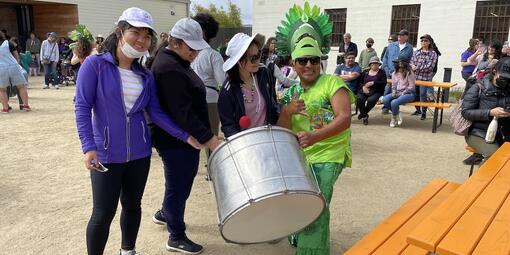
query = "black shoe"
xmin=463 ymin=153 xmax=484 ymax=165
xmin=152 ymin=209 xmax=166 ymax=225
xmin=420 ymin=112 xmax=426 ymax=120
xmin=357 ymin=113 xmax=363 ymax=120
xmin=411 ymin=110 xmax=421 ymax=116
xmin=363 ymin=116 xmax=369 ymax=125
xmin=166 ymin=236 xmax=203 ymax=254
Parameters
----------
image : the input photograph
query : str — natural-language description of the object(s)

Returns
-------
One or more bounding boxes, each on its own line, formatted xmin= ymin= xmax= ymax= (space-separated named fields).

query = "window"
xmin=325 ymin=8 xmax=346 ymax=47
xmin=390 ymin=4 xmax=421 ymax=47
xmin=473 ymin=0 xmax=510 ymax=43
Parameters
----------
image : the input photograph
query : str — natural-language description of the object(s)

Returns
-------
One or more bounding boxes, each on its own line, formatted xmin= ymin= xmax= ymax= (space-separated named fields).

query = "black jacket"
xmin=150 ymin=48 xmax=213 ymax=149
xmin=461 ymin=76 xmax=510 ymax=144
xmin=218 ymin=66 xmax=279 ymax=138
xmin=359 ymin=69 xmax=387 ymax=96
xmin=337 ymin=42 xmax=358 ymax=65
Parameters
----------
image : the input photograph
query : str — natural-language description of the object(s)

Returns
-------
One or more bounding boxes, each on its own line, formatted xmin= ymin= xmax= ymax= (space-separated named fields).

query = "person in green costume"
xmin=277 ymin=37 xmax=354 ymax=255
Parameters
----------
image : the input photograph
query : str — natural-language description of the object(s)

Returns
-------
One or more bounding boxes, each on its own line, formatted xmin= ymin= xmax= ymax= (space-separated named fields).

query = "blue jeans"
xmin=383 ymin=92 xmax=415 ymax=115
xmin=157 ymin=146 xmax=200 ymax=240
xmin=420 ymin=86 xmax=434 ymax=102
xmin=43 ymin=61 xmax=59 ymax=85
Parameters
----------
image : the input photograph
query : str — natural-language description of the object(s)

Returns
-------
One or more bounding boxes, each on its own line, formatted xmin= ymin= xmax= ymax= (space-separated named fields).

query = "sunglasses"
xmin=295 ymin=56 xmax=321 ymax=66
xmin=421 ymin=39 xmax=429 ymax=42
xmin=244 ymin=52 xmax=261 ymax=64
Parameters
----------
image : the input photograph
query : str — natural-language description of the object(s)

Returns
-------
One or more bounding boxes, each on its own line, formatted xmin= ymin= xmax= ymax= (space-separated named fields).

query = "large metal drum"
xmin=207 ymin=126 xmax=325 ymax=244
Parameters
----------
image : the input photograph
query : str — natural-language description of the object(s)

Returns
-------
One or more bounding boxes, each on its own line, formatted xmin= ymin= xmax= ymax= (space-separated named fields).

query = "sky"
xmin=190 ymin=0 xmax=252 ymax=25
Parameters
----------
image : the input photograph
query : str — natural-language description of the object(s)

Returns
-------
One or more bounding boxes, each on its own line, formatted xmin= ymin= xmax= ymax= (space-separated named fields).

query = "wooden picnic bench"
xmin=386 ymin=79 xmax=457 ymax=133
xmin=407 ymin=142 xmax=510 ymax=255
xmin=344 ymin=179 xmax=460 ymax=255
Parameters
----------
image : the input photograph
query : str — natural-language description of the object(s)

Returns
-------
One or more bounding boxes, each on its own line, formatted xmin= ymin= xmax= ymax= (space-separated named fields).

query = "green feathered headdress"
xmin=276 ymin=2 xmax=332 ymax=57
xmin=68 ymin=24 xmax=94 ymax=48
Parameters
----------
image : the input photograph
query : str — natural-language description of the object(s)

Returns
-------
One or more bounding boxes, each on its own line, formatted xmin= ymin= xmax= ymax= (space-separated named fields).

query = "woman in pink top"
xmin=218 ymin=33 xmax=279 ymax=137
xmin=382 ymin=57 xmax=416 ymax=127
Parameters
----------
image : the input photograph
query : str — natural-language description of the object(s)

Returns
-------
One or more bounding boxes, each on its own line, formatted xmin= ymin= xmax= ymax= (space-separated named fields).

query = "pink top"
xmin=241 ymin=83 xmax=267 ymax=128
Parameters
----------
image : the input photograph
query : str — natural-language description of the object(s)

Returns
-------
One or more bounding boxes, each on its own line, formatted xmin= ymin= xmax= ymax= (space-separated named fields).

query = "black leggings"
xmin=356 ymin=92 xmax=382 ymax=118
xmin=86 ymin=157 xmax=150 ymax=255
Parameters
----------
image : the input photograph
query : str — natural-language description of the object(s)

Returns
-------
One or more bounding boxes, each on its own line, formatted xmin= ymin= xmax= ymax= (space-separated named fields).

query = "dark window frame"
xmin=325 ymin=8 xmax=347 ymax=47
xmin=473 ymin=0 xmax=510 ymax=44
xmin=390 ymin=4 xmax=421 ymax=47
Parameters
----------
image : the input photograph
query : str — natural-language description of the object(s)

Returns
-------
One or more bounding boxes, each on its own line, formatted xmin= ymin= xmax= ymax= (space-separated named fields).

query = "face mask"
xmin=495 ymin=77 xmax=510 ymax=90
xmin=120 ymin=31 xmax=148 ymax=59
xmin=366 ymin=43 xmax=373 ymax=48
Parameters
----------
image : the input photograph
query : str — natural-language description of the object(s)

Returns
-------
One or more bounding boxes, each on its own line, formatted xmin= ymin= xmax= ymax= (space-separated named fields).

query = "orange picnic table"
xmin=407 ymin=142 xmax=510 ymax=255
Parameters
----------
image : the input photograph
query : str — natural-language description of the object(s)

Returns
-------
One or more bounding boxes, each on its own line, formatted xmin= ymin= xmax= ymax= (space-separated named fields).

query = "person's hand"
xmin=411 ymin=64 xmax=417 ymax=71
xmin=362 ymin=86 xmax=370 ymax=94
xmin=187 ymin=136 xmax=202 ymax=150
xmin=490 ymin=59 xmax=499 ymax=67
xmin=283 ymin=99 xmax=307 ymax=116
xmin=297 ymin=131 xmax=317 ymax=148
xmin=338 ymin=52 xmax=345 ymax=56
xmin=476 ymin=47 xmax=484 ymax=55
xmin=205 ymin=136 xmax=221 ymax=151
xmin=490 ymin=107 xmax=510 ymax=118
xmin=366 ymin=81 xmax=374 ymax=87
xmin=84 ymin=151 xmax=98 ymax=170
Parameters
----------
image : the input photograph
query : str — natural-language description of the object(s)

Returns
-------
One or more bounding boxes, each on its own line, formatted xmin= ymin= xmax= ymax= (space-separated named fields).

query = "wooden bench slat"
xmin=344 ymin=179 xmax=449 ymax=255
xmin=407 ymin=143 xmax=510 ymax=252
xmin=400 ymin=245 xmax=430 ymax=255
xmin=437 ymin=160 xmax=510 ymax=255
xmin=473 ymin=191 xmax=510 ymax=255
xmin=373 ymin=182 xmax=460 ymax=255
xmin=405 ymin=102 xmax=451 ymax=108
xmin=386 ymin=79 xmax=457 ymax=88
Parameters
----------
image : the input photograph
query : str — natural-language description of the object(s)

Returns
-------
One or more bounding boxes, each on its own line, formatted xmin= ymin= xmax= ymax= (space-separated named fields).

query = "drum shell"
xmin=207 ymin=126 xmax=325 ymax=244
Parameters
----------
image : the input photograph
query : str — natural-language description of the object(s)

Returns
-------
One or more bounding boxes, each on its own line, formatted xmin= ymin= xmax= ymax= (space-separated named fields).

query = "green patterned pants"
xmin=289 ymin=162 xmax=343 ymax=255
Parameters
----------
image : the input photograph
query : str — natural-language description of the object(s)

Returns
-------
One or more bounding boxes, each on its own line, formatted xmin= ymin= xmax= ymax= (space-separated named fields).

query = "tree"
xmin=192 ymin=1 xmax=243 ymax=28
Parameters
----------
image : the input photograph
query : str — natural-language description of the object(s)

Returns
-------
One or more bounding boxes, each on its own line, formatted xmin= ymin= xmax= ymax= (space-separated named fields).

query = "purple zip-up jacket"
xmin=75 ymin=52 xmax=189 ymax=163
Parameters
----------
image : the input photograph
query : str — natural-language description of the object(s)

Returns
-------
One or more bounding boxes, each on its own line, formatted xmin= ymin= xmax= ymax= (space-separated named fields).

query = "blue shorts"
xmin=0 ymin=65 xmax=27 ymax=88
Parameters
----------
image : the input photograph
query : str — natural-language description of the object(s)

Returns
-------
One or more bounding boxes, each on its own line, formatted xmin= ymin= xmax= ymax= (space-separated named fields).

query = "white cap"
xmin=117 ymin=7 xmax=154 ymax=32
xmin=170 ymin=18 xmax=209 ymax=51
xmin=223 ymin=33 xmax=265 ymax=72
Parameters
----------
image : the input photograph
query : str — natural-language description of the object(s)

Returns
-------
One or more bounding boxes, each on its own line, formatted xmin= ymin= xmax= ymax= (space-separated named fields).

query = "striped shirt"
xmin=118 ymin=67 xmax=143 ymax=113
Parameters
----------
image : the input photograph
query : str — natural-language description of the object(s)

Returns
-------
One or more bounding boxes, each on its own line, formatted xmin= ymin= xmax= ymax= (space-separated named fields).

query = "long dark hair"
xmin=395 ymin=60 xmax=413 ymax=78
xmin=261 ymin=37 xmax=276 ymax=64
xmin=101 ymin=21 xmax=157 ymax=64
xmin=484 ymin=40 xmax=503 ymax=61
xmin=75 ymin=39 xmax=93 ymax=59
xmin=145 ymin=39 xmax=169 ymax=69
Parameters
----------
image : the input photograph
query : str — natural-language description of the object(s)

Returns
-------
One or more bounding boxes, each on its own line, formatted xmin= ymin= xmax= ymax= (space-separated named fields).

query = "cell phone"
xmin=90 ymin=161 xmax=108 ymax=172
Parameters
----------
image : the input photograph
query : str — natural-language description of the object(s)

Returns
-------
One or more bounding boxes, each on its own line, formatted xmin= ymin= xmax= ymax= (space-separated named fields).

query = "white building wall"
xmin=34 ymin=0 xmax=189 ymax=38
xmin=253 ymin=0 xmax=510 ymax=89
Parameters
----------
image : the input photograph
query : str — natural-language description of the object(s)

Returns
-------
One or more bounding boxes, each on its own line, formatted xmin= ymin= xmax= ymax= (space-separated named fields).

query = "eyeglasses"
xmin=244 ymin=52 xmax=261 ymax=64
xmin=295 ymin=56 xmax=321 ymax=66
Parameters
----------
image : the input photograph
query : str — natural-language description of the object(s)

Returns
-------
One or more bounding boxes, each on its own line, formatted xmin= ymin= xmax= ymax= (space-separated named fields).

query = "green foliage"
xmin=192 ymin=1 xmax=242 ymax=28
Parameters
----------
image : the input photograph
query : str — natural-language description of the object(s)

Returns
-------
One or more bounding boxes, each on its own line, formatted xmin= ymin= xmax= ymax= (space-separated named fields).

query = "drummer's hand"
xmin=84 ymin=150 xmax=98 ymax=170
xmin=187 ymin=136 xmax=202 ymax=150
xmin=283 ymin=99 xmax=307 ymax=116
xmin=297 ymin=131 xmax=316 ymax=148
xmin=205 ymin=136 xmax=221 ymax=151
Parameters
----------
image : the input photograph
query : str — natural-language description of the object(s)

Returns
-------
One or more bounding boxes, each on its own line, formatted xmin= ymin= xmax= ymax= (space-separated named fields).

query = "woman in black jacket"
xmin=461 ymin=57 xmax=510 ymax=158
xmin=356 ymin=56 xmax=387 ymax=125
xmin=218 ymin=33 xmax=279 ymax=137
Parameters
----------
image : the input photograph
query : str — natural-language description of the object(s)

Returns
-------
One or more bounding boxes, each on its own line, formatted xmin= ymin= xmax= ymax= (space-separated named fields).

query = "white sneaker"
xmin=390 ymin=115 xmax=397 ymax=128
xmin=42 ymin=85 xmax=49 ymax=89
xmin=397 ymin=113 xmax=403 ymax=126
xmin=54 ymin=84 xmax=60 ymax=90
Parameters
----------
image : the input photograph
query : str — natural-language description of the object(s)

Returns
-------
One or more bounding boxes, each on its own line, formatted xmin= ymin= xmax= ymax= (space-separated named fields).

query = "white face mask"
xmin=120 ymin=31 xmax=148 ymax=59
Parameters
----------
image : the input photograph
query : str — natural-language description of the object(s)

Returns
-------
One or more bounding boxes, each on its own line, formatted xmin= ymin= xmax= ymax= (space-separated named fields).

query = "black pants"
xmin=356 ymin=92 xmax=381 ymax=118
xmin=157 ymin=146 xmax=200 ymax=241
xmin=86 ymin=157 xmax=150 ymax=255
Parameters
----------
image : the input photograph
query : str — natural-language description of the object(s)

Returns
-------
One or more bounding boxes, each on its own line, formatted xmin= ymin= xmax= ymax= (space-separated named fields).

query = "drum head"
xmin=220 ymin=192 xmax=325 ymax=244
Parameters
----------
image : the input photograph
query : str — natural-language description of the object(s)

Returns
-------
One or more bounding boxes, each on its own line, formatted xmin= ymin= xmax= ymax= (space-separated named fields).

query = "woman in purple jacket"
xmin=75 ymin=8 xmax=200 ymax=255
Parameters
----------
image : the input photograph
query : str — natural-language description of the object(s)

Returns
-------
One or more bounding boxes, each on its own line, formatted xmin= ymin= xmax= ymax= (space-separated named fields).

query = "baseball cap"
xmin=420 ymin=34 xmax=432 ymax=41
xmin=48 ymin=32 xmax=58 ymax=37
xmin=392 ymin=56 xmax=410 ymax=64
xmin=117 ymin=7 xmax=154 ymax=32
xmin=398 ymin=29 xmax=409 ymax=36
xmin=223 ymin=32 xmax=265 ymax=72
xmin=495 ymin=57 xmax=510 ymax=79
xmin=170 ymin=18 xmax=209 ymax=51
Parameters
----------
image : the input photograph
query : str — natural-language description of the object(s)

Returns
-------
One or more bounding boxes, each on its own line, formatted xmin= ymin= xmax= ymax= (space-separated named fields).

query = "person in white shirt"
xmin=40 ymin=32 xmax=60 ymax=89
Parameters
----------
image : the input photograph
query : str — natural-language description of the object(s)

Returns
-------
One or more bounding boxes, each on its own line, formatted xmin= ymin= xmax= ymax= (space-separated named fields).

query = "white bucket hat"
xmin=117 ymin=7 xmax=154 ymax=32
xmin=170 ymin=18 xmax=209 ymax=51
xmin=223 ymin=33 xmax=265 ymax=72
